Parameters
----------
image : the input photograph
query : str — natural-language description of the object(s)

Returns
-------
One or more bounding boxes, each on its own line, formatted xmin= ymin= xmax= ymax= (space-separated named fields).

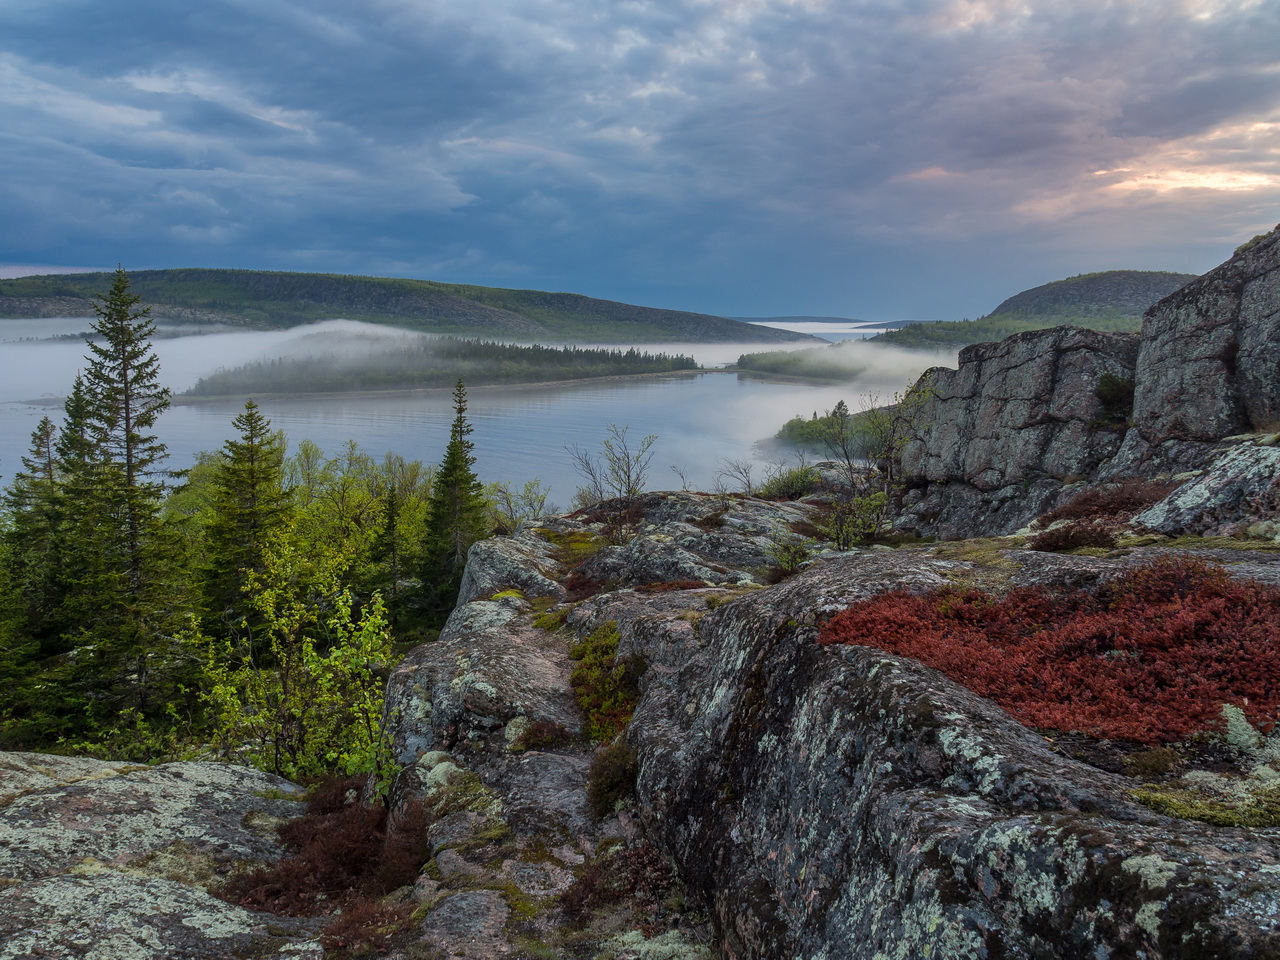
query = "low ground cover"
xmin=817 ymin=558 xmax=1280 ymax=745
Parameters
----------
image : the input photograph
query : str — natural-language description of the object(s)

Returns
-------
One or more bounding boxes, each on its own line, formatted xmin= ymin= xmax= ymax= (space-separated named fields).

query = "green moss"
xmin=1131 ymin=782 xmax=1280 ymax=827
xmin=537 ymin=529 xmax=606 ymax=567
xmin=569 ymin=621 xmax=643 ymax=741
xmin=533 ymin=608 xmax=569 ymax=632
xmin=490 ymin=588 xmax=525 ymax=601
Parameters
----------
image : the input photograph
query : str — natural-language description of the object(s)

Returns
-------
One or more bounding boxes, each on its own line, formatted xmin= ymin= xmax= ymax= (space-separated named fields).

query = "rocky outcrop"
xmin=1110 ymin=227 xmax=1280 ymax=475
xmin=386 ymin=493 xmax=1280 ymax=959
xmin=899 ymin=226 xmax=1280 ymax=539
xmin=617 ymin=551 xmax=1280 ymax=959
xmin=899 ymin=326 xmax=1139 ymax=537
xmin=380 ymin=492 xmax=823 ymax=958
xmin=0 ymin=753 xmax=320 ymax=959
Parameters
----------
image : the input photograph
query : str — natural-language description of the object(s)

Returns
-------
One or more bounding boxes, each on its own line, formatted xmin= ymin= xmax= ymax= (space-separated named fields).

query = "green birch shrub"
xmin=191 ymin=535 xmax=399 ymax=794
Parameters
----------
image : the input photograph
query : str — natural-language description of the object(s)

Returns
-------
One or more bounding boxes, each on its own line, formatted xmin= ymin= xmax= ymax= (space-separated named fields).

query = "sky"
xmin=2 ymin=0 xmax=1278 ymax=321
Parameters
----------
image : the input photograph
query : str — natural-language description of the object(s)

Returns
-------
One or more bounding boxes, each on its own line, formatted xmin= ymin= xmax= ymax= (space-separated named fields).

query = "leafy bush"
xmin=817 ymin=558 xmax=1280 ymax=744
xmin=816 ymin=492 xmax=889 ymax=549
xmin=569 ymin=621 xmax=644 ymax=740
xmin=756 ymin=464 xmax=821 ymax=500
xmin=1094 ymin=372 xmax=1135 ymax=427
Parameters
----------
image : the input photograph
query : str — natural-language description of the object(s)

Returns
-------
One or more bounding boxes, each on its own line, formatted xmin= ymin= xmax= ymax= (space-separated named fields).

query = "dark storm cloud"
xmin=2 ymin=0 xmax=1278 ymax=318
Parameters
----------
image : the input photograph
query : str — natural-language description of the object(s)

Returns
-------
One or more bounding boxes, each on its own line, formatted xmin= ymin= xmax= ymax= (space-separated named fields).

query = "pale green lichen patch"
xmin=0 ymin=871 xmax=317 ymax=960
xmin=596 ymin=928 xmax=714 ymax=959
xmin=1122 ymin=853 xmax=1179 ymax=890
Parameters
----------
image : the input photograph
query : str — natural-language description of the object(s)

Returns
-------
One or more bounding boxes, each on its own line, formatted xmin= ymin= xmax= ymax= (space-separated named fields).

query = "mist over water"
xmin=0 ymin=318 xmax=954 ymax=503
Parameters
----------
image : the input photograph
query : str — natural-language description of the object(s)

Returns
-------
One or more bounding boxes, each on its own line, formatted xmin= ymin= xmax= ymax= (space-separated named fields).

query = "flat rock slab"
xmin=418 ymin=889 xmax=513 ymax=959
xmin=0 ymin=871 xmax=322 ymax=960
xmin=0 ymin=756 xmax=304 ymax=882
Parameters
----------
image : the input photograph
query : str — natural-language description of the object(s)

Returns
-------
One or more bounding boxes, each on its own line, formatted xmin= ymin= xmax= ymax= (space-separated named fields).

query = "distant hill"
xmin=873 ymin=270 xmax=1197 ymax=349
xmin=0 ymin=268 xmax=814 ymax=344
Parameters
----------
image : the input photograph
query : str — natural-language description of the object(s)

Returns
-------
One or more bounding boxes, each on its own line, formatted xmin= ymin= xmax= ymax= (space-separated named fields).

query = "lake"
xmin=0 ymin=319 xmax=954 ymax=506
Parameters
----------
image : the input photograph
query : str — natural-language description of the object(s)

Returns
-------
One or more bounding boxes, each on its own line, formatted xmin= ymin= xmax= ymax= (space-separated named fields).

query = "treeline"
xmin=737 ymin=342 xmax=867 ymax=380
xmin=871 ymin=310 xmax=1141 ymax=349
xmin=0 ymin=272 xmax=524 ymax=787
xmin=187 ymin=337 xmax=699 ymax=396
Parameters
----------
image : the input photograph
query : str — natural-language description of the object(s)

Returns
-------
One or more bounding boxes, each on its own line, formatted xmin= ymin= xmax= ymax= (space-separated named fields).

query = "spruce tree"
xmin=203 ymin=399 xmax=292 ymax=634
xmin=54 ymin=268 xmax=185 ymax=728
xmin=81 ymin=267 xmax=173 ymax=595
xmin=2 ymin=416 xmax=64 ymax=646
xmin=420 ymin=380 xmax=488 ymax=622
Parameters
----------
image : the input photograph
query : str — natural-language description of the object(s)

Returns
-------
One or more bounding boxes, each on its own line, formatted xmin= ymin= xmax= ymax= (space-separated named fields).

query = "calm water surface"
xmin=0 ymin=319 xmax=952 ymax=504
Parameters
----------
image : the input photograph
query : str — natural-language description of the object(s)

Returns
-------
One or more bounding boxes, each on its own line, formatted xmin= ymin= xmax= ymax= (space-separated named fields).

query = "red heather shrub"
xmin=1028 ymin=519 xmax=1118 ymax=552
xmin=1032 ymin=478 xmax=1177 ymax=530
xmin=816 ymin=558 xmax=1280 ymax=744
xmin=223 ymin=777 xmax=432 ymax=916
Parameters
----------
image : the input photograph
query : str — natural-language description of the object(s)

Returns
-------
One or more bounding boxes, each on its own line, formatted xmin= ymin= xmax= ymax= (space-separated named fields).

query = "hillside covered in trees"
xmin=0 ymin=268 xmax=814 ymax=344
xmin=873 ymin=269 xmax=1196 ymax=348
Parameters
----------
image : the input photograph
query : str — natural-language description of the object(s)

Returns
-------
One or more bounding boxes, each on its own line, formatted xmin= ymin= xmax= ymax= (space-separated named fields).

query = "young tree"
xmin=1 ymin=417 xmax=65 ymax=644
xmin=420 ymin=380 xmax=488 ymax=622
xmin=203 ymin=399 xmax=292 ymax=633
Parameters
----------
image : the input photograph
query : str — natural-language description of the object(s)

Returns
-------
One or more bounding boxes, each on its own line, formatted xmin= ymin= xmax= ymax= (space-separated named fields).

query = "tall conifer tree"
xmin=420 ymin=380 xmax=488 ymax=622
xmin=55 ymin=268 xmax=184 ymax=725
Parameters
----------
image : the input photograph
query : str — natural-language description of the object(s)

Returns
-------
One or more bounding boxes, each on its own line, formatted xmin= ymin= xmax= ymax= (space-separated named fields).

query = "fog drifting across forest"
xmin=738 ymin=337 xmax=955 ymax=385
xmin=0 ymin=317 xmax=955 ymax=500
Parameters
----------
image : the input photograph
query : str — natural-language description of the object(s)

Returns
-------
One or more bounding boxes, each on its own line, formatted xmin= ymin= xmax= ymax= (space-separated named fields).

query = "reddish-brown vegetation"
xmin=1033 ymin=478 xmax=1176 ymax=530
xmin=817 ymin=559 xmax=1280 ymax=744
xmin=1028 ymin=518 xmax=1119 ymax=552
xmin=561 ymin=842 xmax=677 ymax=929
xmin=220 ymin=776 xmax=432 ymax=955
xmin=635 ymin=580 xmax=709 ymax=593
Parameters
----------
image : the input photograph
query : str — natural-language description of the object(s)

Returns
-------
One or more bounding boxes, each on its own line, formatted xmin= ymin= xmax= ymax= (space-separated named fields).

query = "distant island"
xmin=0 ymin=268 xmax=815 ymax=345
xmin=872 ymin=270 xmax=1197 ymax=348
xmin=184 ymin=337 xmax=700 ymax=397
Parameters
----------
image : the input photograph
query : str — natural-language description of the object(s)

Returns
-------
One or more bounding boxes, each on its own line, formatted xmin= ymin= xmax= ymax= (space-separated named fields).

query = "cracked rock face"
xmin=899 ymin=326 xmax=1139 ymax=537
xmin=899 ymin=228 xmax=1280 ymax=539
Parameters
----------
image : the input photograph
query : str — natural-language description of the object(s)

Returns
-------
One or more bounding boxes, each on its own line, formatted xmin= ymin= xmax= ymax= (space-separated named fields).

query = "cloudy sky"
xmin=2 ymin=0 xmax=1278 ymax=320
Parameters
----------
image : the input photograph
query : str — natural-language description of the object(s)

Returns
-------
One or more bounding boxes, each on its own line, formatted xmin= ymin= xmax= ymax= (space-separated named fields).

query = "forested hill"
xmin=873 ymin=269 xmax=1197 ymax=348
xmin=0 ymin=268 xmax=814 ymax=344
xmin=986 ymin=270 xmax=1198 ymax=317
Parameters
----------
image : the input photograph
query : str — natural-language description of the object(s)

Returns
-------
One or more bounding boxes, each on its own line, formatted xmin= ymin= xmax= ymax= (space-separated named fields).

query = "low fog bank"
xmin=0 ymin=316 xmax=958 ymax=503
xmin=737 ymin=338 xmax=957 ymax=387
